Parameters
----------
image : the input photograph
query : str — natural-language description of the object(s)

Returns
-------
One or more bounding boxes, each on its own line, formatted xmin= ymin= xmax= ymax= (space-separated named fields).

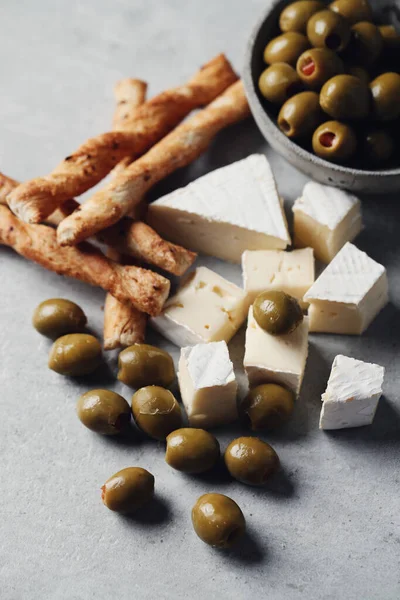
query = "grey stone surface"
xmin=0 ymin=1 xmax=399 ymax=599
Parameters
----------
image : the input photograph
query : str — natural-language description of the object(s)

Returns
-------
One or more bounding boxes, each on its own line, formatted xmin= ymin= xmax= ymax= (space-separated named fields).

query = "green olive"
xmin=297 ymin=48 xmax=344 ymax=88
xmin=76 ymin=389 xmax=131 ymax=435
xmin=48 ymin=334 xmax=102 ymax=376
xmin=101 ymin=467 xmax=154 ymax=514
xmin=258 ymin=63 xmax=302 ymax=105
xmin=32 ymin=298 xmax=86 ymax=339
xmin=165 ymin=428 xmax=220 ymax=473
xmin=131 ymin=386 xmax=182 ymax=440
xmin=264 ymin=32 xmax=310 ymax=66
xmin=379 ymin=25 xmax=400 ymax=51
xmin=330 ymin=0 xmax=373 ymax=25
xmin=370 ymin=73 xmax=400 ymax=122
xmin=191 ymin=493 xmax=245 ymax=548
xmin=279 ymin=1 xmax=325 ymax=34
xmin=312 ymin=120 xmax=357 ymax=162
xmin=362 ymin=128 xmax=395 ymax=166
xmin=240 ymin=384 xmax=295 ymax=430
xmin=278 ymin=91 xmax=321 ymax=138
xmin=224 ymin=437 xmax=280 ymax=486
xmin=117 ymin=343 xmax=175 ymax=389
xmin=347 ymin=66 xmax=370 ymax=85
xmin=307 ymin=10 xmax=351 ymax=52
xmin=349 ymin=22 xmax=383 ymax=67
xmin=320 ymin=75 xmax=370 ymax=120
xmin=253 ymin=290 xmax=303 ymax=335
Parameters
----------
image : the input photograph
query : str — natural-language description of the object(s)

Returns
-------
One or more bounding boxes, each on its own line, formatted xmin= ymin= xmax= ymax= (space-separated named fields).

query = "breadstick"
xmin=57 ymin=80 xmax=250 ymax=246
xmin=113 ymin=79 xmax=148 ymax=130
xmin=0 ymin=205 xmax=170 ymax=316
xmin=7 ymin=55 xmax=237 ymax=224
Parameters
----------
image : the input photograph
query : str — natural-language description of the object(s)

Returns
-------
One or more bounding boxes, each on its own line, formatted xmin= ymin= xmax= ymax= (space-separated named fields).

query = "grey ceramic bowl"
xmin=243 ymin=0 xmax=400 ymax=194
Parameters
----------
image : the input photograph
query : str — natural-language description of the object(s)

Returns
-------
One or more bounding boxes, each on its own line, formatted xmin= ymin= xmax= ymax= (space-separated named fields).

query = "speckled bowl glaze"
xmin=243 ymin=0 xmax=400 ymax=193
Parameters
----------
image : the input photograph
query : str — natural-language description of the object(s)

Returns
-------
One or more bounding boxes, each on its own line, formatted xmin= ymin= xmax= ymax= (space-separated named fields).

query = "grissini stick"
xmin=113 ymin=79 xmax=148 ymax=130
xmin=0 ymin=205 xmax=170 ymax=316
xmin=57 ymin=80 xmax=250 ymax=246
xmin=1 ymin=172 xmax=196 ymax=275
xmin=103 ymin=248 xmax=147 ymax=350
xmin=7 ymin=55 xmax=237 ymax=223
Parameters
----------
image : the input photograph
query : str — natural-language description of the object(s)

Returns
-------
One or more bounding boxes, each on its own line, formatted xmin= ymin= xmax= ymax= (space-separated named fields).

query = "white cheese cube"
xmin=320 ymin=355 xmax=384 ymax=430
xmin=147 ymin=154 xmax=290 ymax=263
xmin=242 ymin=248 xmax=314 ymax=309
xmin=150 ymin=267 xmax=248 ymax=347
xmin=178 ymin=341 xmax=238 ymax=428
xmin=243 ymin=307 xmax=309 ymax=395
xmin=293 ymin=181 xmax=363 ymax=263
xmin=304 ymin=243 xmax=388 ymax=335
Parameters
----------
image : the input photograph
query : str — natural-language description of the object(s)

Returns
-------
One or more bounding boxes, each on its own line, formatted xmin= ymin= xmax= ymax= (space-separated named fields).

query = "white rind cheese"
xmin=320 ymin=355 xmax=384 ymax=430
xmin=242 ymin=248 xmax=314 ymax=308
xmin=178 ymin=341 xmax=238 ymax=428
xmin=304 ymin=242 xmax=388 ymax=334
xmin=293 ymin=181 xmax=363 ymax=263
xmin=243 ymin=307 xmax=309 ymax=395
xmin=147 ymin=154 xmax=290 ymax=263
xmin=150 ymin=266 xmax=248 ymax=347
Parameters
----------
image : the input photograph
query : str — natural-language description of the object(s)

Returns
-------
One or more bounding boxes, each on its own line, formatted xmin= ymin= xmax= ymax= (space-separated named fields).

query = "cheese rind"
xmin=293 ymin=182 xmax=362 ymax=263
xmin=178 ymin=341 xmax=238 ymax=428
xmin=320 ymin=355 xmax=384 ymax=430
xmin=304 ymin=243 xmax=388 ymax=334
xmin=147 ymin=154 xmax=290 ymax=263
xmin=150 ymin=267 xmax=248 ymax=347
xmin=243 ymin=307 xmax=309 ymax=395
xmin=242 ymin=248 xmax=314 ymax=308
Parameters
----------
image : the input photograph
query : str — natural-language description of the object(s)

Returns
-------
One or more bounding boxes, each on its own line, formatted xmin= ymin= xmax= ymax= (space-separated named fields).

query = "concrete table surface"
xmin=0 ymin=1 xmax=399 ymax=599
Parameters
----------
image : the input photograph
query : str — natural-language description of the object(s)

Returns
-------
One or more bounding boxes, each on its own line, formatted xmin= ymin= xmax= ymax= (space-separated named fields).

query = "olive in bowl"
xmin=102 ymin=467 xmax=154 ymax=514
xmin=297 ymin=48 xmax=344 ymax=88
xmin=279 ymin=1 xmax=324 ymax=34
xmin=77 ymin=389 xmax=131 ymax=435
xmin=278 ymin=91 xmax=321 ymax=138
xmin=166 ymin=428 xmax=220 ymax=474
xmin=259 ymin=63 xmax=301 ymax=104
xmin=224 ymin=437 xmax=280 ymax=486
xmin=370 ymin=73 xmax=400 ymax=122
xmin=117 ymin=343 xmax=175 ymax=389
xmin=320 ymin=74 xmax=370 ymax=120
xmin=362 ymin=128 xmax=395 ymax=166
xmin=191 ymin=493 xmax=246 ymax=548
xmin=253 ymin=290 xmax=303 ymax=335
xmin=131 ymin=386 xmax=182 ymax=441
xmin=33 ymin=298 xmax=87 ymax=339
xmin=330 ymin=0 xmax=373 ymax=25
xmin=48 ymin=333 xmax=102 ymax=376
xmin=312 ymin=120 xmax=357 ymax=162
xmin=240 ymin=384 xmax=295 ymax=431
xmin=348 ymin=21 xmax=383 ymax=67
xmin=264 ymin=31 xmax=310 ymax=66
xmin=307 ymin=10 xmax=351 ymax=52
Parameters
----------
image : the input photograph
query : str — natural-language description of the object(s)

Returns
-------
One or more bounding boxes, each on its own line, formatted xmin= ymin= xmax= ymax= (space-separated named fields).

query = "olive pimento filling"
xmin=301 ymin=58 xmax=315 ymax=77
xmin=319 ymin=132 xmax=336 ymax=148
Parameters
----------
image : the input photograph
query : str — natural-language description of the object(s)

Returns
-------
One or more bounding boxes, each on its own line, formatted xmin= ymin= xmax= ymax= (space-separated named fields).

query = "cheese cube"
xmin=243 ymin=307 xmax=309 ymax=395
xmin=147 ymin=154 xmax=290 ymax=263
xmin=320 ymin=355 xmax=384 ymax=430
xmin=178 ymin=341 xmax=238 ymax=428
xmin=293 ymin=181 xmax=363 ymax=263
xmin=242 ymin=248 xmax=314 ymax=309
xmin=150 ymin=267 xmax=248 ymax=347
xmin=304 ymin=243 xmax=388 ymax=335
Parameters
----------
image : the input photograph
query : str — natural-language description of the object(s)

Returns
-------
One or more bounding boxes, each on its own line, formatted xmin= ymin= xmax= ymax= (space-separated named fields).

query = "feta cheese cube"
xmin=293 ymin=181 xmax=363 ymax=263
xmin=178 ymin=341 xmax=238 ymax=428
xmin=147 ymin=154 xmax=290 ymax=263
xmin=243 ymin=306 xmax=309 ymax=395
xmin=242 ymin=248 xmax=314 ymax=309
xmin=304 ymin=243 xmax=388 ymax=335
xmin=150 ymin=267 xmax=248 ymax=347
xmin=320 ymin=355 xmax=385 ymax=430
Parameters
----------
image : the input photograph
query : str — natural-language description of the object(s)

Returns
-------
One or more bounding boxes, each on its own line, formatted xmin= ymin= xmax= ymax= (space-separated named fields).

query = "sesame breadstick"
xmin=57 ymin=80 xmax=250 ymax=246
xmin=113 ymin=79 xmax=148 ymax=130
xmin=7 ymin=55 xmax=237 ymax=224
xmin=0 ymin=205 xmax=170 ymax=316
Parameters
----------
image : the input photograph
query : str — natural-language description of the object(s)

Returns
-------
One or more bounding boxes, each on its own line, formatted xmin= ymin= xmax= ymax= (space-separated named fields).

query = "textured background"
xmin=0 ymin=1 xmax=399 ymax=599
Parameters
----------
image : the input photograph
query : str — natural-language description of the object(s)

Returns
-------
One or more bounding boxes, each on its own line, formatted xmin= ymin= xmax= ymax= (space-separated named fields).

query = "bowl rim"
xmin=242 ymin=0 xmax=400 ymax=180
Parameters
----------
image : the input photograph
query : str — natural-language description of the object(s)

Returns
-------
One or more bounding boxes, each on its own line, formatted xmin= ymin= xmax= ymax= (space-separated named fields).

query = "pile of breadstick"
xmin=0 ymin=54 xmax=250 ymax=349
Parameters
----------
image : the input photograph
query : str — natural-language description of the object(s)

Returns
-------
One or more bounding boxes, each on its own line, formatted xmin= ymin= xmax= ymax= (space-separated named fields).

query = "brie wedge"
xmin=243 ymin=307 xmax=309 ymax=395
xmin=150 ymin=267 xmax=248 ymax=347
xmin=147 ymin=154 xmax=290 ymax=263
xmin=304 ymin=243 xmax=388 ymax=334
xmin=320 ymin=355 xmax=384 ymax=430
xmin=178 ymin=341 xmax=238 ymax=428
xmin=242 ymin=248 xmax=314 ymax=309
xmin=293 ymin=181 xmax=363 ymax=263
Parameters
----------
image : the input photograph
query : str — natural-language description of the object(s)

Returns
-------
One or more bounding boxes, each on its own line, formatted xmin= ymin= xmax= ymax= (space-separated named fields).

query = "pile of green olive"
xmin=258 ymin=0 xmax=400 ymax=167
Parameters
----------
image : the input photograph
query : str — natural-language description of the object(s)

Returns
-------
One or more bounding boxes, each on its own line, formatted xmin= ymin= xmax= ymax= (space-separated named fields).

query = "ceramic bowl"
xmin=243 ymin=0 xmax=400 ymax=193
